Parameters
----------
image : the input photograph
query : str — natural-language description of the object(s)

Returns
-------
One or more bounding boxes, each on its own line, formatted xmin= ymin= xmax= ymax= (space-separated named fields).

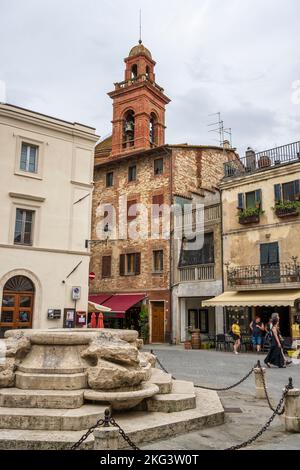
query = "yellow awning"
xmin=202 ymin=290 xmax=300 ymax=308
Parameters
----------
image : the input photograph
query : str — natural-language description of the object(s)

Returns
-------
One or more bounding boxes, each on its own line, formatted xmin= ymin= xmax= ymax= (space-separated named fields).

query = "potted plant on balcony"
xmin=138 ymin=306 xmax=149 ymax=344
xmin=273 ymin=201 xmax=300 ymax=218
xmin=238 ymin=207 xmax=263 ymax=225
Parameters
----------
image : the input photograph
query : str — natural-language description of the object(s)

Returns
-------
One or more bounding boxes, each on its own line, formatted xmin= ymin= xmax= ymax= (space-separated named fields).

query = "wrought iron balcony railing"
xmin=227 ymin=262 xmax=300 ymax=287
xmin=224 ymin=141 xmax=300 ymax=178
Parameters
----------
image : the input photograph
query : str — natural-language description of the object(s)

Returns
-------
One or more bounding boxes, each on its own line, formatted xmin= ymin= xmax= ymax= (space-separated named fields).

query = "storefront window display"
xmin=225 ymin=307 xmax=252 ymax=335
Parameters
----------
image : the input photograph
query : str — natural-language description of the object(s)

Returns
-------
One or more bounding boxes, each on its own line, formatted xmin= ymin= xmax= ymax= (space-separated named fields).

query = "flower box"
xmin=275 ymin=207 xmax=300 ymax=218
xmin=239 ymin=214 xmax=260 ymax=225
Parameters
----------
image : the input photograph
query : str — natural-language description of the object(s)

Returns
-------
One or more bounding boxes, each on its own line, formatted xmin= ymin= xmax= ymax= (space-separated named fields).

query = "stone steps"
xmin=145 ymin=380 xmax=196 ymax=413
xmin=0 ymin=389 xmax=224 ymax=450
xmin=148 ymin=369 xmax=173 ymax=394
xmin=0 ymin=404 xmax=107 ymax=431
xmin=0 ymin=388 xmax=84 ymax=409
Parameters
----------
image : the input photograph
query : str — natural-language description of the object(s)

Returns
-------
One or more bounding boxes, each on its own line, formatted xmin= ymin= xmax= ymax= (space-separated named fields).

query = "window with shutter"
xmin=135 ymin=253 xmax=141 ymax=275
xmin=127 ymin=200 xmax=137 ymax=222
xmin=282 ymin=180 xmax=300 ymax=202
xmin=152 ymin=194 xmax=164 ymax=218
xmin=106 ymin=172 xmax=114 ymax=187
xmin=119 ymin=254 xmax=125 ymax=276
xmin=274 ymin=184 xmax=282 ymax=203
xmin=128 ymin=165 xmax=137 ymax=182
xmin=237 ymin=193 xmax=245 ymax=210
xmin=154 ymin=158 xmax=163 ymax=175
xmin=102 ymin=256 xmax=112 ymax=278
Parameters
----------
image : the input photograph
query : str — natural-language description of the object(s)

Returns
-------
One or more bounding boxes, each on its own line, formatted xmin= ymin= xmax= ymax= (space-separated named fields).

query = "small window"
xmin=127 ymin=199 xmax=137 ymax=222
xmin=154 ymin=158 xmax=163 ymax=176
xmin=152 ymin=194 xmax=164 ymax=218
xmin=128 ymin=165 xmax=136 ymax=182
xmin=20 ymin=143 xmax=38 ymax=173
xmin=102 ymin=256 xmax=112 ymax=278
xmin=106 ymin=172 xmax=114 ymax=187
xmin=120 ymin=253 xmax=141 ymax=276
xmin=14 ymin=209 xmax=34 ymax=246
xmin=282 ymin=180 xmax=300 ymax=202
xmin=153 ymin=250 xmax=164 ymax=273
xmin=246 ymin=191 xmax=256 ymax=209
xmin=131 ymin=64 xmax=138 ymax=79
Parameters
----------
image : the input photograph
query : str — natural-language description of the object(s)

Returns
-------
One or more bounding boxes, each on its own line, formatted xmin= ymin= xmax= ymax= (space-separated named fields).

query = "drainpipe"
xmin=220 ymin=187 xmax=226 ymax=334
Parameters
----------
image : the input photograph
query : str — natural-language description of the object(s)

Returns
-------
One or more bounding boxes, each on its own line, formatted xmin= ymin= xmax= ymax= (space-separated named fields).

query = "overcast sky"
xmin=1 ymin=0 xmax=300 ymax=156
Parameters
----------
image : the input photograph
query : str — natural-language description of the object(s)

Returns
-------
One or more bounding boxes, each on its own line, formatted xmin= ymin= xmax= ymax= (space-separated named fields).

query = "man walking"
xmin=250 ymin=315 xmax=264 ymax=353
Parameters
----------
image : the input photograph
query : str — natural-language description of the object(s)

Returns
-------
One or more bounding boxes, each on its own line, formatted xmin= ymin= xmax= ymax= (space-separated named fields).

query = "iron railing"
xmin=224 ymin=141 xmax=300 ymax=178
xmin=228 ymin=262 xmax=300 ymax=287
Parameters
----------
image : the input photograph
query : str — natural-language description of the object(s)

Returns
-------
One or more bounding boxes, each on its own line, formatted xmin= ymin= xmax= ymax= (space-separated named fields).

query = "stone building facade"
xmin=204 ymin=143 xmax=300 ymax=344
xmin=90 ymin=42 xmax=238 ymax=343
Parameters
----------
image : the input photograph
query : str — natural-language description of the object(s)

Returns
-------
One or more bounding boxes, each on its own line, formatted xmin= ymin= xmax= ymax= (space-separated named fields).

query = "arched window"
xmin=131 ymin=64 xmax=138 ymax=79
xmin=150 ymin=113 xmax=158 ymax=146
xmin=123 ymin=110 xmax=135 ymax=149
xmin=145 ymin=66 xmax=150 ymax=79
xmin=1 ymin=276 xmax=35 ymax=329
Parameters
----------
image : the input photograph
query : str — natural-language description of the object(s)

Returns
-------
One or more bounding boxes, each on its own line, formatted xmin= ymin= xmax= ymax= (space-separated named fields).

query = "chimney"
xmin=245 ymin=146 xmax=256 ymax=171
xmin=223 ymin=140 xmax=231 ymax=149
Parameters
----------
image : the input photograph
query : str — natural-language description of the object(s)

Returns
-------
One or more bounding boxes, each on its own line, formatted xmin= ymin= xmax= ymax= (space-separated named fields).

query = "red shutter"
xmin=127 ymin=199 xmax=137 ymax=222
xmin=119 ymin=254 xmax=125 ymax=276
xmin=135 ymin=253 xmax=141 ymax=275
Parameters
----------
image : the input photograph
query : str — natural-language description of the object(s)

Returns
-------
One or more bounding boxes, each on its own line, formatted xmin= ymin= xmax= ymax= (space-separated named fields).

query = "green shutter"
xmin=294 ymin=180 xmax=300 ymax=200
xmin=274 ymin=184 xmax=282 ymax=203
xmin=255 ymin=189 xmax=262 ymax=208
xmin=135 ymin=253 xmax=141 ymax=275
xmin=237 ymin=193 xmax=245 ymax=210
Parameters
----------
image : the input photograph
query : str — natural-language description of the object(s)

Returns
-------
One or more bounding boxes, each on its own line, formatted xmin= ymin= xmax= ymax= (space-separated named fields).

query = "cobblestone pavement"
xmin=142 ymin=345 xmax=300 ymax=450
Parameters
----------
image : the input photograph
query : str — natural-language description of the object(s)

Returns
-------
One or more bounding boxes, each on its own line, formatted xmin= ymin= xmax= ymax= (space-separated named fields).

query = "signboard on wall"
xmin=72 ymin=287 xmax=81 ymax=301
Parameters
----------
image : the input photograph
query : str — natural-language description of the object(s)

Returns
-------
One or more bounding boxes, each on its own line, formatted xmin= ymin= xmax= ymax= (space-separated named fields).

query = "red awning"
xmin=88 ymin=294 xmax=113 ymax=305
xmin=103 ymin=293 xmax=146 ymax=313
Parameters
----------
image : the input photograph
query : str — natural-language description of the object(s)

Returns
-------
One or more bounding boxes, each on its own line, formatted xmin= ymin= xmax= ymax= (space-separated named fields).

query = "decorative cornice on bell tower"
xmin=108 ymin=42 xmax=171 ymax=158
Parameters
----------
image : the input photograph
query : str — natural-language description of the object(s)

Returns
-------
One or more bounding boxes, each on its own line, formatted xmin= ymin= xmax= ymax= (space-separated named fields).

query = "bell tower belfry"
xmin=108 ymin=41 xmax=171 ymax=157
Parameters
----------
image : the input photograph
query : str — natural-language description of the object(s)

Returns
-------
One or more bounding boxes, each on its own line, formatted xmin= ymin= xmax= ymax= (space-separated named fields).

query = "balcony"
xmin=227 ymin=262 xmax=300 ymax=290
xmin=179 ymin=264 xmax=215 ymax=282
xmin=224 ymin=141 xmax=300 ymax=179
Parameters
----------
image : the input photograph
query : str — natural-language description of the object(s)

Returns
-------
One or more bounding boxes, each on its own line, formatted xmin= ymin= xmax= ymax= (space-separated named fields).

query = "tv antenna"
xmin=139 ymin=9 xmax=142 ymax=44
xmin=208 ymin=112 xmax=233 ymax=148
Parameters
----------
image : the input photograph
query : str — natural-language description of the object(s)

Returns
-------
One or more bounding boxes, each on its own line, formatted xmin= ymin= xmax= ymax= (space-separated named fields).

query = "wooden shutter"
xmin=274 ymin=184 xmax=282 ymax=203
xmin=134 ymin=253 xmax=141 ymax=275
xmin=237 ymin=193 xmax=245 ymax=210
xmin=152 ymin=194 xmax=164 ymax=205
xmin=127 ymin=199 xmax=137 ymax=222
xmin=102 ymin=256 xmax=111 ymax=278
xmin=119 ymin=254 xmax=125 ymax=276
xmin=255 ymin=189 xmax=262 ymax=208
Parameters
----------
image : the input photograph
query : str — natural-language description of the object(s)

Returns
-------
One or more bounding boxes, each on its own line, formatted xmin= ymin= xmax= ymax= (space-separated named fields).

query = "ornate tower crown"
xmin=108 ymin=42 xmax=171 ymax=157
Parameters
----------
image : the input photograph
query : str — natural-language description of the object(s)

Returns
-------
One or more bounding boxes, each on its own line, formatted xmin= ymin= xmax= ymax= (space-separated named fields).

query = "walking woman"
xmin=231 ymin=318 xmax=241 ymax=355
xmin=264 ymin=317 xmax=285 ymax=368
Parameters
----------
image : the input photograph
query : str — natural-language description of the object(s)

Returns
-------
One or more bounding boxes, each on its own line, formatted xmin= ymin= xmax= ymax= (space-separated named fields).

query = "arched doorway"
xmin=1 ymin=276 xmax=34 ymax=332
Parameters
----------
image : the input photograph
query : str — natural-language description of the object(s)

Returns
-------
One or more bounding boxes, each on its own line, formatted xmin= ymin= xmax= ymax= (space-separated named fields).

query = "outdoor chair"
xmin=215 ymin=334 xmax=226 ymax=351
xmin=207 ymin=334 xmax=216 ymax=349
xmin=282 ymin=337 xmax=293 ymax=353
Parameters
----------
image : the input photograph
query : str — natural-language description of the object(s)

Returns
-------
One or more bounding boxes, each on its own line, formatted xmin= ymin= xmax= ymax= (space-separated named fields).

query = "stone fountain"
xmin=0 ymin=329 xmax=224 ymax=449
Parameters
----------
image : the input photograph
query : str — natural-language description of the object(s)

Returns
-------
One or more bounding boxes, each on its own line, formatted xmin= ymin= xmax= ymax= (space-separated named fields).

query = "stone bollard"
xmin=254 ymin=361 xmax=267 ymax=399
xmin=284 ymin=379 xmax=300 ymax=433
xmin=93 ymin=426 xmax=120 ymax=450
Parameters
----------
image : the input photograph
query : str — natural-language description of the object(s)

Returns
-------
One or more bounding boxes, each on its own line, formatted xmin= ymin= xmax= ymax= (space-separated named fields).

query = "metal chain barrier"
xmin=257 ymin=360 xmax=292 ymax=416
xmin=153 ymin=350 xmax=255 ymax=392
xmin=71 ymin=408 xmax=140 ymax=451
xmin=224 ymin=380 xmax=293 ymax=451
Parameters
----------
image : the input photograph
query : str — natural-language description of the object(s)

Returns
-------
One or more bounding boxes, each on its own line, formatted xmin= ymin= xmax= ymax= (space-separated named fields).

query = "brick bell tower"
xmin=108 ymin=40 xmax=171 ymax=157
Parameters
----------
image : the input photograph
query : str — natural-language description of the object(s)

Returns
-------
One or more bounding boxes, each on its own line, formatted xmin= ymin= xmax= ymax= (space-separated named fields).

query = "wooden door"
xmin=0 ymin=291 xmax=33 ymax=329
xmin=151 ymin=302 xmax=165 ymax=343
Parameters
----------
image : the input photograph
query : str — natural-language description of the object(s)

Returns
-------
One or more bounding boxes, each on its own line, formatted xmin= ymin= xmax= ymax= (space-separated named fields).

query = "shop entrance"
xmin=255 ymin=306 xmax=290 ymax=337
xmin=1 ymin=276 xmax=34 ymax=336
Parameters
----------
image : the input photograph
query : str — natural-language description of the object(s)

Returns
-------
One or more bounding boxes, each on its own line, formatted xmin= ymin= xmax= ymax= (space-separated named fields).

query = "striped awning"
xmin=202 ymin=290 xmax=300 ymax=308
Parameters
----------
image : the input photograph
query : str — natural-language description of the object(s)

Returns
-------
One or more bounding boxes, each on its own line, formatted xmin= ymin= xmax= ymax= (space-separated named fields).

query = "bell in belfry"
xmin=125 ymin=121 xmax=134 ymax=133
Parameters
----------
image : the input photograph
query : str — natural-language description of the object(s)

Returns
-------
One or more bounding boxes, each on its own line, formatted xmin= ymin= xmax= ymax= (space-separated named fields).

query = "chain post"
xmin=104 ymin=408 xmax=111 ymax=427
xmin=288 ymin=377 xmax=294 ymax=390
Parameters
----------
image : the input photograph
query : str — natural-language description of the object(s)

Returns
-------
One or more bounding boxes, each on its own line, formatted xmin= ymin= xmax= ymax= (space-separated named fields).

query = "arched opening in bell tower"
xmin=131 ymin=64 xmax=138 ymax=79
xmin=123 ymin=110 xmax=135 ymax=149
xmin=150 ymin=112 xmax=158 ymax=147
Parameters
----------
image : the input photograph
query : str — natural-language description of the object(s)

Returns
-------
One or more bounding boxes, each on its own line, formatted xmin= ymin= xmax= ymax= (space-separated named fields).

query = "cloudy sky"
xmin=1 ymin=0 xmax=300 ymax=156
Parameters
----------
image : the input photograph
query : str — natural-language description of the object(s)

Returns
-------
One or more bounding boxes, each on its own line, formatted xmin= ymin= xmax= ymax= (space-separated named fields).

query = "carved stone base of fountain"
xmin=0 ymin=329 xmax=225 ymax=449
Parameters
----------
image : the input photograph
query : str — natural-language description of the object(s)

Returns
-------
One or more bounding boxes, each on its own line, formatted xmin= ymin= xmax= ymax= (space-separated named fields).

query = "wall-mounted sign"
xmin=89 ymin=272 xmax=95 ymax=281
xmin=64 ymin=308 xmax=76 ymax=328
xmin=72 ymin=286 xmax=81 ymax=301
xmin=48 ymin=309 xmax=61 ymax=320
